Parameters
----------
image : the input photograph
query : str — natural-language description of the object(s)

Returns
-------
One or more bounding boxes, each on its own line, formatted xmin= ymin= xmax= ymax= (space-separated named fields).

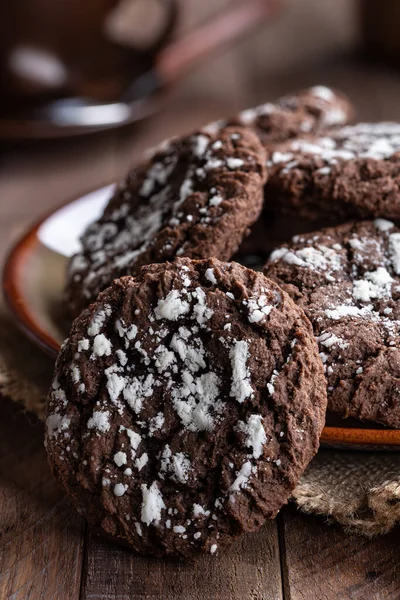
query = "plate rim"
xmin=2 ymin=183 xmax=113 ymax=357
xmin=3 ymin=209 xmax=61 ymax=357
xmin=3 ymin=188 xmax=400 ymax=447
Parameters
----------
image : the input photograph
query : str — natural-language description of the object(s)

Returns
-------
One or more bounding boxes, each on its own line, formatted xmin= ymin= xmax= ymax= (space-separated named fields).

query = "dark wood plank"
xmin=0 ymin=397 xmax=85 ymax=600
xmin=280 ymin=507 xmax=400 ymax=600
xmin=81 ymin=522 xmax=283 ymax=600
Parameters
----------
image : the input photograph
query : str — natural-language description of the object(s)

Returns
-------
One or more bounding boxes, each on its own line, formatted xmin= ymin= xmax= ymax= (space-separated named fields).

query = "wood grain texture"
xmin=280 ymin=508 xmax=400 ymax=600
xmin=0 ymin=398 xmax=85 ymax=600
xmin=81 ymin=522 xmax=283 ymax=600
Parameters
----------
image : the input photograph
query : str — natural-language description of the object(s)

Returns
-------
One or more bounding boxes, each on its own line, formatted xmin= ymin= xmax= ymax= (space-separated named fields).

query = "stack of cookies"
xmin=45 ymin=86 xmax=400 ymax=558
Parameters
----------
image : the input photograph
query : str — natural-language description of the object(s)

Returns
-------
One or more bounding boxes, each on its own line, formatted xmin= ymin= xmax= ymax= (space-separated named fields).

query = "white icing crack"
xmin=352 ymin=267 xmax=394 ymax=302
xmin=155 ymin=290 xmax=190 ymax=321
xmin=148 ymin=413 xmax=165 ymax=436
xmin=317 ymin=332 xmax=349 ymax=350
xmin=92 ymin=333 xmax=112 ymax=357
xmin=389 ymin=232 xmax=400 ymax=275
xmin=123 ymin=373 xmax=155 ymax=415
xmin=141 ymin=481 xmax=166 ymax=526
xmin=114 ymin=483 xmax=128 ymax=497
xmin=159 ymin=445 xmax=192 ymax=484
xmin=46 ymin=413 xmax=71 ymax=439
xmin=266 ymin=370 xmax=279 ymax=396
xmin=87 ymin=410 xmax=111 ymax=433
xmin=229 ymin=341 xmax=253 ymax=403
xmin=172 ymin=370 xmax=222 ymax=432
xmin=229 ymin=461 xmax=257 ymax=493
xmin=171 ymin=328 xmax=206 ymax=372
xmin=114 ymin=451 xmax=127 ymax=467
xmin=244 ymin=289 xmax=281 ymax=323
xmin=237 ymin=414 xmax=267 ymax=459
xmin=87 ymin=305 xmax=112 ymax=336
xmin=269 ymin=244 xmax=342 ymax=280
xmin=118 ymin=426 xmax=141 ymax=461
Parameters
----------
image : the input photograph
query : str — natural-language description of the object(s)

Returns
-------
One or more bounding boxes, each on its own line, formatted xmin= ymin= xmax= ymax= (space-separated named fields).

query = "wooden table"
xmin=1 ymin=27 xmax=400 ymax=597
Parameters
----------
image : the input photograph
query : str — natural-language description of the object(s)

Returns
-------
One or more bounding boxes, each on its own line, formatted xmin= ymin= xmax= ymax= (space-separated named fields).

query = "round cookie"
xmin=266 ymin=122 xmax=400 ymax=223
xmin=66 ymin=126 xmax=267 ymax=317
xmin=47 ymin=257 xmax=327 ymax=558
xmin=264 ymin=218 xmax=400 ymax=428
xmin=224 ymin=86 xmax=354 ymax=148
xmin=227 ymin=87 xmax=354 ymax=261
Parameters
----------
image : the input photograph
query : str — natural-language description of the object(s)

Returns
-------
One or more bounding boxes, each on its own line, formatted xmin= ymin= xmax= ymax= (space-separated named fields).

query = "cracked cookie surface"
xmin=224 ymin=86 xmax=354 ymax=148
xmin=66 ymin=127 xmax=267 ymax=318
xmin=265 ymin=219 xmax=400 ymax=427
xmin=266 ymin=122 xmax=400 ymax=223
xmin=228 ymin=86 xmax=354 ymax=261
xmin=47 ymin=258 xmax=326 ymax=557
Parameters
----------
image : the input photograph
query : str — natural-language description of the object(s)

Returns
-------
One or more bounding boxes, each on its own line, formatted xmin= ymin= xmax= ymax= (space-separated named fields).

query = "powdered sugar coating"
xmin=87 ymin=410 xmax=111 ymax=433
xmin=267 ymin=123 xmax=400 ymax=222
xmin=229 ymin=341 xmax=253 ymax=403
xmin=226 ymin=86 xmax=353 ymax=148
xmin=265 ymin=219 xmax=400 ymax=427
xmin=141 ymin=482 xmax=166 ymax=525
xmin=47 ymin=258 xmax=326 ymax=557
xmin=269 ymin=123 xmax=400 ymax=170
xmin=66 ymin=127 xmax=266 ymax=317
xmin=237 ymin=415 xmax=267 ymax=459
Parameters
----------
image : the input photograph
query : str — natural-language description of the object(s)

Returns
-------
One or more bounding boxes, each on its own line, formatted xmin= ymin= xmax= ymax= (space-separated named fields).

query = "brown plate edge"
xmin=3 ymin=213 xmax=60 ymax=359
xmin=3 ymin=195 xmax=400 ymax=447
xmin=320 ymin=426 xmax=400 ymax=447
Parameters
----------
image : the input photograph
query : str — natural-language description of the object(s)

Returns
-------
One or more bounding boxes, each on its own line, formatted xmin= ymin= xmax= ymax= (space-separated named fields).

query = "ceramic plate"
xmin=3 ymin=186 xmax=400 ymax=449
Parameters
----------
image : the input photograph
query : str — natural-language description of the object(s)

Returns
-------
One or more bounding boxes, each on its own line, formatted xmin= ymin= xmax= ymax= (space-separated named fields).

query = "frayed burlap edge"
xmin=0 ymin=350 xmax=46 ymax=419
xmin=293 ymin=451 xmax=400 ymax=536
xmin=0 ymin=311 xmax=52 ymax=420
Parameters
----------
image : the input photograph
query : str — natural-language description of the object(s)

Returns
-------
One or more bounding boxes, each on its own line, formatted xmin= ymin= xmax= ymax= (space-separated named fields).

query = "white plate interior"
xmin=37 ymin=184 xmax=115 ymax=257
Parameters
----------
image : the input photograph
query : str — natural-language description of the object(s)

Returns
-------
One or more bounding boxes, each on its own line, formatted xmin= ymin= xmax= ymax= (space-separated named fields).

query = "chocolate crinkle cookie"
xmin=66 ymin=126 xmax=267 ymax=318
xmin=264 ymin=218 xmax=400 ymax=428
xmin=230 ymin=86 xmax=354 ymax=262
xmin=223 ymin=86 xmax=354 ymax=148
xmin=266 ymin=122 xmax=400 ymax=222
xmin=46 ymin=258 xmax=326 ymax=558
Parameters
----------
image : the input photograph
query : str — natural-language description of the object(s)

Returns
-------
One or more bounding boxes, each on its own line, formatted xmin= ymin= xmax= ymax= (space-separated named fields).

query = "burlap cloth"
xmin=2 ymin=309 xmax=400 ymax=537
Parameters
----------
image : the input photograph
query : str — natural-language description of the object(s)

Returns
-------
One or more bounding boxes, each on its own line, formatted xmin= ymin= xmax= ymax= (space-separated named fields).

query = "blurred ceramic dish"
xmin=0 ymin=0 xmax=281 ymax=140
xmin=3 ymin=185 xmax=400 ymax=449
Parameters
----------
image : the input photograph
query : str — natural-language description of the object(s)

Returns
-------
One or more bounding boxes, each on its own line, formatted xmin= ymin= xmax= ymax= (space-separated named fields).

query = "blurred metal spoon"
xmin=29 ymin=0 xmax=282 ymax=129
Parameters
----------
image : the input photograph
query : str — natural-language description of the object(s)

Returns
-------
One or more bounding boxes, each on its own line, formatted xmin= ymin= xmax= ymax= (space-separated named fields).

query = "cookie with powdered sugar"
xmin=223 ymin=86 xmax=354 ymax=148
xmin=46 ymin=258 xmax=326 ymax=558
xmin=266 ymin=122 xmax=400 ymax=222
xmin=66 ymin=126 xmax=267 ymax=318
xmin=226 ymin=87 xmax=354 ymax=263
xmin=265 ymin=219 xmax=400 ymax=427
